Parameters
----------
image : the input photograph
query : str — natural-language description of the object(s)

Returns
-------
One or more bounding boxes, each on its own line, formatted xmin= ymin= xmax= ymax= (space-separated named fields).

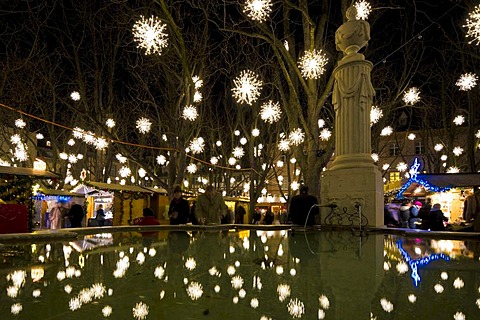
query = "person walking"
xmin=95 ymin=204 xmax=106 ymax=226
xmin=195 ymin=185 xmax=227 ymax=224
xmin=49 ymin=202 xmax=63 ymax=230
xmin=287 ymin=185 xmax=319 ymax=226
xmin=168 ymin=186 xmax=190 ymax=225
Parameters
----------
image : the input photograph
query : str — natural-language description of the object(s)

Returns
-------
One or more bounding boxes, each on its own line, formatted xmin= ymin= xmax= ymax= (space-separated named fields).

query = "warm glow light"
xmin=403 ymin=87 xmax=421 ymax=105
xmin=298 ymin=49 xmax=328 ymax=79
xmin=70 ymin=91 xmax=81 ymax=101
xmin=453 ymin=146 xmax=464 ymax=156
xmin=380 ymin=126 xmax=393 ymax=136
xmin=354 ymin=0 xmax=372 ymax=20
xmin=453 ymin=115 xmax=465 ymax=126
xmin=319 ymin=128 xmax=331 ymax=141
xmin=106 ymin=118 xmax=116 ymax=128
xmin=156 ymin=155 xmax=166 ymax=165
xmin=370 ymin=105 xmax=383 ymax=126
xmin=15 ymin=119 xmax=26 ymax=128
xmin=407 ymin=133 xmax=416 ymax=140
xmin=456 ymin=72 xmax=478 ymax=91
xmin=260 ymin=100 xmax=282 ymax=123
xmin=182 ymin=105 xmax=198 ymax=121
xmin=233 ymin=147 xmax=245 ymax=158
xmin=232 ymin=70 xmax=263 ymax=105
xmin=133 ymin=15 xmax=168 ymax=55
xmin=465 ymin=5 xmax=480 ymax=45
xmin=188 ymin=137 xmax=205 ymax=154
xmin=278 ymin=139 xmax=290 ymax=151
xmin=434 ymin=144 xmax=443 ymax=151
xmin=187 ymin=163 xmax=197 ymax=173
xmin=396 ymin=162 xmax=407 ymax=172
xmin=288 ymin=128 xmax=305 ymax=146
xmin=136 ymin=117 xmax=152 ymax=134
xmin=243 ymin=0 xmax=273 ymax=22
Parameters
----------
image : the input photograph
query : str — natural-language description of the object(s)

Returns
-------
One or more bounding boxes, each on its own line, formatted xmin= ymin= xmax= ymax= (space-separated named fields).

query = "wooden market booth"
xmin=35 ymin=187 xmax=85 ymax=228
xmin=0 ymin=166 xmax=60 ymax=233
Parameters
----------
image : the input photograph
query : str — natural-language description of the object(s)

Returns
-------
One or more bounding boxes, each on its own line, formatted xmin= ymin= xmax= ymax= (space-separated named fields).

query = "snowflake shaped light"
xmin=278 ymin=139 xmax=290 ymax=151
xmin=210 ymin=156 xmax=218 ymax=165
xmin=192 ymin=75 xmax=203 ymax=89
xmin=380 ymin=126 xmax=393 ymax=136
xmin=319 ymin=295 xmax=330 ymax=310
xmin=11 ymin=303 xmax=23 ymax=315
xmin=70 ymin=91 xmax=81 ymax=101
xmin=288 ymin=128 xmax=305 ymax=146
xmin=465 ymin=5 xmax=480 ymax=45
xmin=10 ymin=134 xmax=21 ymax=145
xmin=72 ymin=127 xmax=84 ymax=139
xmin=14 ymin=144 xmax=28 ymax=161
xmin=319 ymin=128 xmax=332 ymax=141
xmin=132 ymin=302 xmax=149 ymax=320
xmin=260 ymin=100 xmax=282 ymax=123
xmin=277 ymin=284 xmax=291 ymax=302
xmin=133 ymin=15 xmax=168 ymax=55
xmin=434 ymin=283 xmax=444 ymax=293
xmin=403 ymin=87 xmax=421 ymax=105
xmin=354 ymin=0 xmax=372 ymax=20
xmin=456 ymin=72 xmax=478 ymax=91
xmin=15 ymin=119 xmax=26 ymax=128
xmin=370 ymin=106 xmax=383 ymax=126
xmin=232 ymin=70 xmax=263 ymax=105
xmin=231 ymin=275 xmax=244 ymax=289
xmin=193 ymin=91 xmax=202 ymax=103
xmin=407 ymin=133 xmax=416 ymax=140
xmin=102 ymin=306 xmax=113 ymax=317
xmin=119 ymin=166 xmax=132 ymax=178
xmin=380 ymin=298 xmax=394 ymax=312
xmin=252 ymin=128 xmax=260 ymax=137
xmin=453 ymin=146 xmax=464 ymax=156
xmin=82 ymin=131 xmax=96 ymax=145
xmin=68 ymin=154 xmax=78 ymax=163
xmin=434 ymin=143 xmax=443 ymax=151
xmin=136 ymin=117 xmax=152 ymax=134
xmin=408 ymin=294 xmax=417 ymax=303
xmin=94 ymin=137 xmax=108 ymax=150
xmin=36 ymin=133 xmax=44 ymax=140
xmin=116 ymin=153 xmax=127 ymax=163
xmin=189 ymin=137 xmax=205 ymax=154
xmin=298 ymin=49 xmax=328 ymax=79
xmin=396 ymin=162 xmax=407 ymax=172
xmin=106 ymin=118 xmax=116 ymax=128
xmin=453 ymin=115 xmax=465 ymax=126
xmin=243 ymin=0 xmax=273 ymax=22
xmin=185 ymin=257 xmax=197 ymax=271
xmin=371 ymin=153 xmax=379 ymax=162
xmin=186 ymin=281 xmax=203 ymax=301
xmin=228 ymin=157 xmax=237 ymax=166
xmin=453 ymin=312 xmax=466 ymax=320
xmin=182 ymin=105 xmax=198 ymax=121
xmin=232 ymin=147 xmax=245 ymax=158
xmin=157 ymin=155 xmax=167 ymax=165
xmin=447 ymin=166 xmax=460 ymax=173
xmin=287 ymin=298 xmax=305 ymax=318
xmin=187 ymin=163 xmax=197 ymax=173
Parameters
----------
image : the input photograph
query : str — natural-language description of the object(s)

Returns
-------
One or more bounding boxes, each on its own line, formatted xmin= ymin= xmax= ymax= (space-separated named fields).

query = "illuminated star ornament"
xmin=402 ymin=87 xmax=421 ymax=105
xmin=456 ymin=73 xmax=478 ymax=91
xmin=106 ymin=118 xmax=116 ymax=128
xmin=354 ymin=0 xmax=372 ymax=20
xmin=136 ymin=117 xmax=152 ymax=134
xmin=298 ymin=49 xmax=328 ymax=79
xmin=288 ymin=128 xmax=305 ymax=146
xmin=260 ymin=100 xmax=282 ymax=123
xmin=70 ymin=91 xmax=81 ymax=101
xmin=319 ymin=128 xmax=331 ymax=141
xmin=453 ymin=115 xmax=465 ymax=126
xmin=15 ymin=119 xmax=26 ymax=128
xmin=243 ymin=0 xmax=273 ymax=22
xmin=465 ymin=5 xmax=480 ymax=45
xmin=232 ymin=70 xmax=263 ymax=105
xmin=182 ymin=105 xmax=198 ymax=121
xmin=133 ymin=15 xmax=169 ymax=55
xmin=188 ymin=137 xmax=205 ymax=154
xmin=370 ymin=105 xmax=383 ymax=126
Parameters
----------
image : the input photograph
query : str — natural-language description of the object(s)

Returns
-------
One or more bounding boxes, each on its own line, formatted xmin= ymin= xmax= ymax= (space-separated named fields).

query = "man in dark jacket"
xmin=67 ymin=202 xmax=84 ymax=228
xmin=288 ymin=185 xmax=319 ymax=226
xmin=168 ymin=186 xmax=190 ymax=225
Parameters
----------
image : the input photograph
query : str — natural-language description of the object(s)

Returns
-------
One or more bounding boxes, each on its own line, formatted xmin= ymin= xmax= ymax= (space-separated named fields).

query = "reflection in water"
xmin=0 ymin=230 xmax=478 ymax=319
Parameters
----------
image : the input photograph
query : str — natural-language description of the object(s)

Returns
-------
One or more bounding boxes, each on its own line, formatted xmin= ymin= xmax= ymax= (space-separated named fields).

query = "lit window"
xmin=389 ymin=171 xmax=400 ymax=182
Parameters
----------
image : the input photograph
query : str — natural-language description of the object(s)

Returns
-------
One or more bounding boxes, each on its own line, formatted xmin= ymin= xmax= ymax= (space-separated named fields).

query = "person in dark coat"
xmin=288 ymin=185 xmax=319 ymax=226
xmin=95 ymin=204 xmax=105 ymax=226
xmin=168 ymin=186 xmax=190 ymax=225
xmin=68 ymin=202 xmax=84 ymax=228
xmin=234 ymin=204 xmax=246 ymax=224
xmin=422 ymin=203 xmax=448 ymax=231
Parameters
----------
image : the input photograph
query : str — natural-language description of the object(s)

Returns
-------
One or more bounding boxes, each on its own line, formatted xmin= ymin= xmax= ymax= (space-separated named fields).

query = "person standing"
xmin=423 ymin=203 xmax=448 ymax=231
xmin=234 ymin=204 xmax=246 ymax=224
xmin=168 ymin=186 xmax=190 ymax=225
xmin=95 ymin=204 xmax=106 ymax=226
xmin=195 ymin=185 xmax=227 ymax=224
xmin=288 ymin=185 xmax=319 ymax=226
xmin=68 ymin=202 xmax=84 ymax=228
xmin=49 ymin=202 xmax=63 ymax=230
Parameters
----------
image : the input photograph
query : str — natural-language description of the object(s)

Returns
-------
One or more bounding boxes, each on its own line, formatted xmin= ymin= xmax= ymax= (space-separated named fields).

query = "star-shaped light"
xmin=447 ymin=166 xmax=460 ymax=173
xmin=396 ymin=162 xmax=407 ymax=172
xmin=72 ymin=127 xmax=84 ymax=139
xmin=278 ymin=139 xmax=290 ymax=151
xmin=94 ymin=137 xmax=108 ymax=150
xmin=132 ymin=301 xmax=149 ymax=320
xmin=453 ymin=146 xmax=464 ymax=156
xmin=288 ymin=128 xmax=305 ymax=146
xmin=136 ymin=117 xmax=152 ymax=134
xmin=277 ymin=284 xmax=291 ymax=302
xmin=189 ymin=137 xmax=205 ymax=154
xmin=233 ymin=147 xmax=245 ymax=158
xmin=192 ymin=75 xmax=203 ymax=89
xmin=370 ymin=106 xmax=383 ymax=126
xmin=456 ymin=72 xmax=478 ymax=91
xmin=407 ymin=133 xmax=416 ymax=140
xmin=465 ymin=5 xmax=480 ymax=45
xmin=252 ymin=128 xmax=260 ymax=137
xmin=260 ymin=100 xmax=282 ymax=123
xmin=106 ymin=118 xmax=116 ymax=128
xmin=186 ymin=281 xmax=203 ymax=301
xmin=119 ymin=166 xmax=132 ymax=177
xmin=403 ymin=87 xmax=421 ymax=105
xmin=319 ymin=128 xmax=331 ymax=141
xmin=354 ymin=0 xmax=372 ymax=20
xmin=453 ymin=115 xmax=465 ymax=126
xmin=116 ymin=153 xmax=127 ymax=163
xmin=210 ymin=156 xmax=218 ymax=165
xmin=36 ymin=133 xmax=44 ymax=140
xmin=371 ymin=153 xmax=379 ymax=162
xmin=193 ymin=91 xmax=202 ymax=103
xmin=434 ymin=143 xmax=444 ymax=151
xmin=70 ymin=91 xmax=81 ymax=101
xmin=243 ymin=0 xmax=273 ymax=22
xmin=380 ymin=126 xmax=393 ymax=136
xmin=298 ymin=49 xmax=328 ymax=79
xmin=133 ymin=15 xmax=168 ymax=55
xmin=14 ymin=144 xmax=28 ymax=161
xmin=287 ymin=298 xmax=305 ymax=318
xmin=182 ymin=105 xmax=198 ymax=121
xmin=10 ymin=134 xmax=21 ymax=145
xmin=15 ymin=119 xmax=26 ymax=128
xmin=232 ymin=70 xmax=263 ymax=105
xmin=156 ymin=155 xmax=166 ymax=165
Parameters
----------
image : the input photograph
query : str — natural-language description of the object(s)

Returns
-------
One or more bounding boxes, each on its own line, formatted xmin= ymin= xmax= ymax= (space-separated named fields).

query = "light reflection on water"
xmin=0 ymin=229 xmax=479 ymax=319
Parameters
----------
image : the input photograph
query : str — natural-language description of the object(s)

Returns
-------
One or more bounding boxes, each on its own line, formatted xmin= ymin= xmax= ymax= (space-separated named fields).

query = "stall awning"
xmin=141 ymin=186 xmax=168 ymax=194
xmin=39 ymin=188 xmax=85 ymax=197
xmin=84 ymin=181 xmax=154 ymax=194
xmin=0 ymin=166 xmax=60 ymax=178
xmin=416 ymin=173 xmax=480 ymax=188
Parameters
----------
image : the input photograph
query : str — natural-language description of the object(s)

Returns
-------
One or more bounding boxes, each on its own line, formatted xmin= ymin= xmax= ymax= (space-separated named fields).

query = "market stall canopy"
xmin=416 ymin=173 xmax=480 ymax=188
xmin=141 ymin=186 xmax=169 ymax=195
xmin=38 ymin=188 xmax=85 ymax=198
xmin=71 ymin=184 xmax=96 ymax=195
xmin=0 ymin=166 xmax=60 ymax=178
xmin=84 ymin=181 xmax=155 ymax=194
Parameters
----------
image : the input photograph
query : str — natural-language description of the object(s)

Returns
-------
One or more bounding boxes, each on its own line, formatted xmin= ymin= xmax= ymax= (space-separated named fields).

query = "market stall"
xmin=34 ymin=188 xmax=85 ymax=228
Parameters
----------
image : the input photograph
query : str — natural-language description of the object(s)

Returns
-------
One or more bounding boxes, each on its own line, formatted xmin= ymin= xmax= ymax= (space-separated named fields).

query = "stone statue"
xmin=335 ymin=6 xmax=370 ymax=59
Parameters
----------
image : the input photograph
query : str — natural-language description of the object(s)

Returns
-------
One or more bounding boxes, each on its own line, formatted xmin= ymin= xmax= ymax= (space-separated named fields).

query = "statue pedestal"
xmin=321 ymin=163 xmax=384 ymax=227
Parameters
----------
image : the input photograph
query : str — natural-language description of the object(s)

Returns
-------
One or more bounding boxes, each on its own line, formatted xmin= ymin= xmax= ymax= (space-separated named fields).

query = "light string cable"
xmin=373 ymin=2 xmax=462 ymax=68
xmin=0 ymin=102 xmax=257 ymax=173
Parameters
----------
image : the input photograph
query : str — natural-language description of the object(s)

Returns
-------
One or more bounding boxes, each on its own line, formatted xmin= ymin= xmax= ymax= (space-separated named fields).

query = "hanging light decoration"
xmin=370 ymin=106 xmax=383 ymax=126
xmin=288 ymin=128 xmax=305 ymax=146
xmin=465 ymin=5 xmax=480 ymax=45
xmin=380 ymin=126 xmax=393 ymax=136
xmin=278 ymin=139 xmax=290 ymax=151
xmin=70 ymin=91 xmax=81 ymax=101
xmin=106 ymin=119 xmax=116 ymax=128
xmin=260 ymin=100 xmax=282 ymax=124
xmin=182 ymin=105 xmax=198 ymax=121
xmin=354 ymin=0 xmax=372 ymax=20
xmin=232 ymin=147 xmax=245 ymax=158
xmin=188 ymin=137 xmax=205 ymax=154
xmin=156 ymin=155 xmax=166 ymax=165
xmin=319 ymin=128 xmax=331 ymax=141
xmin=242 ymin=0 xmax=273 ymax=22
xmin=453 ymin=115 xmax=465 ymax=126
xmin=232 ymin=70 xmax=263 ymax=105
xmin=298 ymin=49 xmax=328 ymax=79
xmin=15 ymin=119 xmax=26 ymax=128
xmin=136 ymin=117 xmax=152 ymax=134
xmin=402 ymin=87 xmax=421 ymax=105
xmin=133 ymin=15 xmax=168 ymax=55
xmin=456 ymin=72 xmax=478 ymax=91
